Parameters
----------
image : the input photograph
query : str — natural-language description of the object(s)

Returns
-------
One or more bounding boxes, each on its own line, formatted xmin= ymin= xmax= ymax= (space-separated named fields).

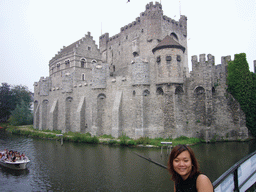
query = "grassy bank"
xmin=3 ymin=124 xmax=204 ymax=147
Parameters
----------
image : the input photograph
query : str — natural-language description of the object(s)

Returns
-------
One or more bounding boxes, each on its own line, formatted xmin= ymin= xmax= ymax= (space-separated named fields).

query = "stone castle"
xmin=33 ymin=2 xmax=249 ymax=141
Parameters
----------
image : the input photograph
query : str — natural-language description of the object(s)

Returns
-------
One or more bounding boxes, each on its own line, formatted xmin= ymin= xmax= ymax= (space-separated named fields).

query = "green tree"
xmin=248 ymin=72 xmax=256 ymax=136
xmin=227 ymin=53 xmax=256 ymax=136
xmin=9 ymin=100 xmax=33 ymax=126
xmin=0 ymin=83 xmax=32 ymax=122
xmin=12 ymin=85 xmax=32 ymax=108
xmin=0 ymin=83 xmax=15 ymax=121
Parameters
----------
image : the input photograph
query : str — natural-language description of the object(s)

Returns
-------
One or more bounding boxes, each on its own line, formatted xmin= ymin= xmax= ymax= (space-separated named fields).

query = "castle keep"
xmin=34 ymin=2 xmax=248 ymax=140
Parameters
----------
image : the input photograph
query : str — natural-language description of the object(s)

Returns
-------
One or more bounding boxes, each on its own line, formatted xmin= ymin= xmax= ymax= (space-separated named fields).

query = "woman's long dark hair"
xmin=167 ymin=144 xmax=200 ymax=183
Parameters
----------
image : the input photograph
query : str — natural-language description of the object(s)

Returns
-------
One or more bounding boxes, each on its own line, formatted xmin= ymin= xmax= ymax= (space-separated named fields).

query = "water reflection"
xmin=0 ymin=166 xmax=30 ymax=177
xmin=0 ymin=132 xmax=255 ymax=192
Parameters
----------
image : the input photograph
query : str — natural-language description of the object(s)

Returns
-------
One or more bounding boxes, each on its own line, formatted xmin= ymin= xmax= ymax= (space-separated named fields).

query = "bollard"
xmin=160 ymin=142 xmax=172 ymax=156
xmin=56 ymin=134 xmax=63 ymax=146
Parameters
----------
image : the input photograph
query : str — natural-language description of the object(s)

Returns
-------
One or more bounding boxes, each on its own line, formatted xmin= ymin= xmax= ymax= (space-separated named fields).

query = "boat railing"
xmin=213 ymin=150 xmax=256 ymax=192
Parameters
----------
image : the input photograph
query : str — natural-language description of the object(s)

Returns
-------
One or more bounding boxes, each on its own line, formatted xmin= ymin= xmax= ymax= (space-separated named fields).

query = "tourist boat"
xmin=0 ymin=152 xmax=30 ymax=170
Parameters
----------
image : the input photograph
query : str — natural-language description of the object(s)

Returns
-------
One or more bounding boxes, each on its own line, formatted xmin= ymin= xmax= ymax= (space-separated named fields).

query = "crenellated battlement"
xmin=191 ymin=54 xmax=233 ymax=89
xmin=162 ymin=14 xmax=187 ymax=36
xmin=192 ymin=54 xmax=215 ymax=69
xmin=145 ymin=1 xmax=162 ymax=10
xmin=141 ymin=1 xmax=163 ymax=19
xmin=39 ymin=76 xmax=50 ymax=82
xmin=99 ymin=33 xmax=109 ymax=41
xmin=120 ymin=17 xmax=141 ymax=33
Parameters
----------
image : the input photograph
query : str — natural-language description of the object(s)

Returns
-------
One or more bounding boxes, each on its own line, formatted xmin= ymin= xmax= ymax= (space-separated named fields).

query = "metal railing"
xmin=213 ymin=150 xmax=256 ymax=192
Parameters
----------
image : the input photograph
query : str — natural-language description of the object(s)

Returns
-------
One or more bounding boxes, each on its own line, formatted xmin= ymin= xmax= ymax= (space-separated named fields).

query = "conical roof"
xmin=152 ymin=35 xmax=185 ymax=53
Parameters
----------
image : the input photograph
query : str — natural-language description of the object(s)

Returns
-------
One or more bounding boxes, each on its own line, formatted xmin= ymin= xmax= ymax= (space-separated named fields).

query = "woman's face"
xmin=173 ymin=150 xmax=192 ymax=180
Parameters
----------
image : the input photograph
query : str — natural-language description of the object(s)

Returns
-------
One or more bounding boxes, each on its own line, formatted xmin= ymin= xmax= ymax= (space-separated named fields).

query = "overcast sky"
xmin=1 ymin=0 xmax=256 ymax=92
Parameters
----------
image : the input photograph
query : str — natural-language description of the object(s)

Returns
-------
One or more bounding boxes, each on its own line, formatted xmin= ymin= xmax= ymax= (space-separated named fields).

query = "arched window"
xmin=170 ymin=32 xmax=178 ymax=41
xmin=175 ymin=86 xmax=184 ymax=94
xmin=143 ymin=89 xmax=150 ymax=96
xmin=195 ymin=86 xmax=205 ymax=95
xmin=81 ymin=58 xmax=86 ymax=68
xmin=98 ymin=93 xmax=106 ymax=100
xmin=133 ymin=52 xmax=139 ymax=57
xmin=156 ymin=87 xmax=164 ymax=95
xmin=57 ymin=63 xmax=60 ymax=71
xmin=65 ymin=60 xmax=70 ymax=68
xmin=91 ymin=59 xmax=97 ymax=64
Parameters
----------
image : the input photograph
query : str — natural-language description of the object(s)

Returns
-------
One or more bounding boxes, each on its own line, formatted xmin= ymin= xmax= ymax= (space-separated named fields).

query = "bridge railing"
xmin=213 ymin=150 xmax=256 ymax=192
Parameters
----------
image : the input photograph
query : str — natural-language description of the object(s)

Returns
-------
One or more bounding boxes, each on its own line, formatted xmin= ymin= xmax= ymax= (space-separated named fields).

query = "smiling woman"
xmin=168 ymin=144 xmax=213 ymax=192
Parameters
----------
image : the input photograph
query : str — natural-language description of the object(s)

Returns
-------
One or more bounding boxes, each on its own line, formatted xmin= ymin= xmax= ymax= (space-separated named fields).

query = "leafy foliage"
xmin=227 ymin=53 xmax=256 ymax=136
xmin=12 ymin=85 xmax=32 ymax=109
xmin=0 ymin=83 xmax=15 ymax=121
xmin=9 ymin=100 xmax=33 ymax=126
xmin=118 ymin=133 xmax=130 ymax=146
xmin=135 ymin=137 xmax=151 ymax=145
xmin=0 ymin=83 xmax=32 ymax=122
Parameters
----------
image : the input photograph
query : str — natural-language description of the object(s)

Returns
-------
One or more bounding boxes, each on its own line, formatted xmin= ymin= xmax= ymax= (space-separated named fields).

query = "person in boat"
xmin=168 ymin=144 xmax=213 ymax=192
xmin=21 ymin=153 xmax=27 ymax=160
xmin=1 ymin=153 xmax=6 ymax=161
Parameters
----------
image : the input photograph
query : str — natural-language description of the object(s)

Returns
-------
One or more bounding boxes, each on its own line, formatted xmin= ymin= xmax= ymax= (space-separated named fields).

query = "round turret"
xmin=152 ymin=35 xmax=185 ymax=84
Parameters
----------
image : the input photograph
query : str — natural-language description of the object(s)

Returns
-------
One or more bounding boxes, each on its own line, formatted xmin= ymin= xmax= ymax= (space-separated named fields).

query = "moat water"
xmin=0 ymin=131 xmax=256 ymax=192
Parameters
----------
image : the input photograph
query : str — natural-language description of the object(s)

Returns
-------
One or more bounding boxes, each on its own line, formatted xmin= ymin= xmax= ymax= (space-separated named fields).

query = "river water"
xmin=0 ymin=131 xmax=256 ymax=192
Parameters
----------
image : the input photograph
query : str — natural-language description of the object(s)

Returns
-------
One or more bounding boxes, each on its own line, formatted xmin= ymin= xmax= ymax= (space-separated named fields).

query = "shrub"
xmin=135 ymin=137 xmax=151 ymax=145
xmin=127 ymin=140 xmax=137 ymax=146
xmin=174 ymin=136 xmax=189 ymax=141
xmin=100 ymin=134 xmax=114 ymax=139
xmin=108 ymin=140 xmax=118 ymax=145
xmin=119 ymin=133 xmax=129 ymax=146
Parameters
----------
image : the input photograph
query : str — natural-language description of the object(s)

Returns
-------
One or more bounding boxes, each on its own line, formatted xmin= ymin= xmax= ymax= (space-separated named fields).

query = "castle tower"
xmin=99 ymin=33 xmax=109 ymax=62
xmin=144 ymin=2 xmax=163 ymax=41
xmin=152 ymin=35 xmax=186 ymax=137
xmin=39 ymin=77 xmax=51 ymax=96
xmin=152 ymin=35 xmax=185 ymax=84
